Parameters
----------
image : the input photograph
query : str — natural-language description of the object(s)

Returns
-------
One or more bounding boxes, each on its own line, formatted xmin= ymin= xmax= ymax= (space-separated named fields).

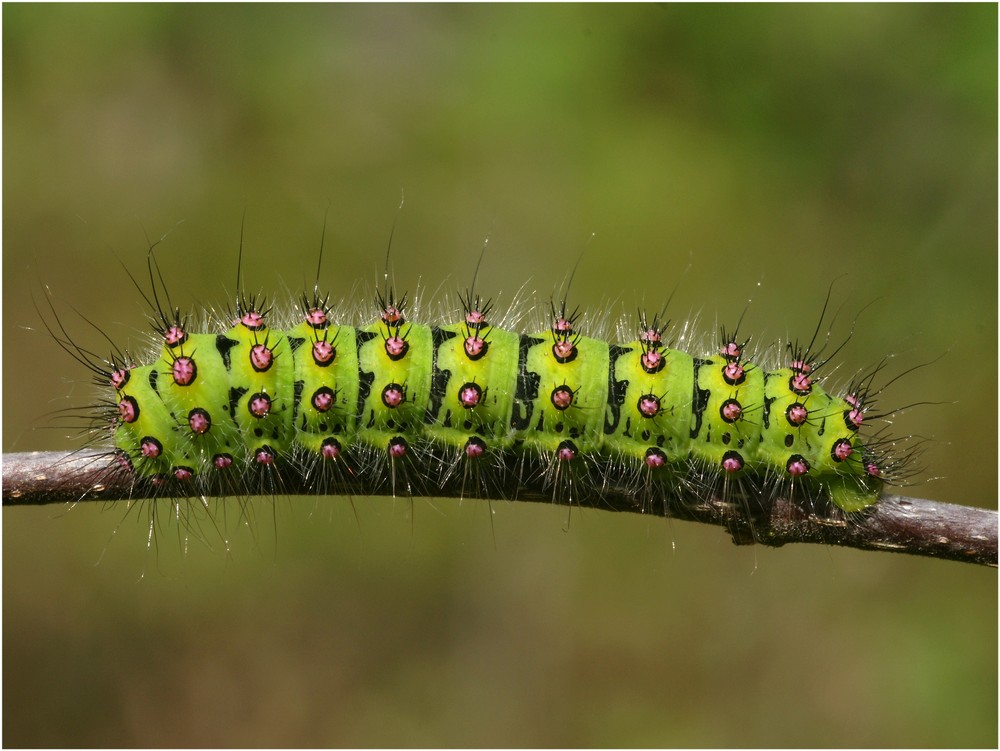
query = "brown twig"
xmin=3 ymin=450 xmax=996 ymax=567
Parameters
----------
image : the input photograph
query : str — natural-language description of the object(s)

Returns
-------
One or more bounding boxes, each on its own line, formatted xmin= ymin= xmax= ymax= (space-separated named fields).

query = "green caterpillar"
xmin=102 ymin=260 xmax=887 ymax=513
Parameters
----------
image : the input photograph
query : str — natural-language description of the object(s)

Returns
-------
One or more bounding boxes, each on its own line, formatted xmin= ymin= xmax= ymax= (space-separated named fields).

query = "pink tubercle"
xmin=832 ymin=439 xmax=853 ymax=462
xmin=321 ymin=438 xmax=342 ymax=460
xmin=255 ymin=447 xmax=275 ymax=465
xmin=641 ymin=350 xmax=664 ymax=372
xmin=722 ymin=451 xmax=744 ymax=473
xmin=248 ymin=393 xmax=272 ymax=418
xmin=464 ymin=438 xmax=486 ymax=459
xmin=312 ymin=340 xmax=335 ymax=365
xmin=644 ymin=448 xmax=666 ymax=469
xmin=640 ymin=328 xmax=661 ymax=346
xmin=638 ymin=394 xmax=660 ymax=418
xmin=459 ymin=383 xmax=482 ymax=409
xmin=188 ymin=408 xmax=211 ymax=435
xmin=117 ymin=397 xmax=139 ymax=424
xmin=140 ymin=438 xmax=162 ymax=459
xmin=720 ymin=341 xmax=741 ymax=360
xmin=464 ymin=336 xmax=487 ymax=359
xmin=552 ymin=340 xmax=575 ymax=361
xmin=785 ymin=403 xmax=808 ymax=427
xmin=550 ymin=385 xmax=574 ymax=410
xmin=110 ymin=368 xmax=130 ymax=390
xmin=388 ymin=438 xmax=408 ymax=459
xmin=312 ymin=389 xmax=334 ymax=413
xmin=305 ymin=307 xmax=328 ymax=327
xmin=786 ymin=455 xmax=810 ymax=476
xmin=790 ymin=372 xmax=812 ymax=394
xmin=556 ymin=442 xmax=577 ymax=462
xmin=241 ymin=310 xmax=265 ymax=330
xmin=250 ymin=344 xmax=274 ymax=372
xmin=720 ymin=399 xmax=742 ymax=423
xmin=381 ymin=305 xmax=404 ymax=325
xmin=164 ymin=325 xmax=187 ymax=347
xmin=722 ymin=361 xmax=745 ymax=384
xmin=384 ymin=335 xmax=408 ymax=359
xmin=213 ymin=454 xmax=233 ymax=469
xmin=381 ymin=384 xmax=405 ymax=408
xmin=552 ymin=317 xmax=573 ymax=334
xmin=845 ymin=408 xmax=864 ymax=431
xmin=172 ymin=356 xmax=196 ymax=386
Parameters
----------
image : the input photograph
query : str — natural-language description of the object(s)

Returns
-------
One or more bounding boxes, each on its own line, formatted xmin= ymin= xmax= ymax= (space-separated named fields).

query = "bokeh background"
xmin=3 ymin=4 xmax=996 ymax=748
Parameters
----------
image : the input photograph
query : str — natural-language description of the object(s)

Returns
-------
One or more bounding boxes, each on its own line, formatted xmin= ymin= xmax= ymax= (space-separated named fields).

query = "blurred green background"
xmin=3 ymin=4 xmax=996 ymax=747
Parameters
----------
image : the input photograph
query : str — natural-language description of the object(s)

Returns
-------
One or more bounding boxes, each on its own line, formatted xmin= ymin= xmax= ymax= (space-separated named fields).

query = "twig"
xmin=3 ymin=450 xmax=996 ymax=567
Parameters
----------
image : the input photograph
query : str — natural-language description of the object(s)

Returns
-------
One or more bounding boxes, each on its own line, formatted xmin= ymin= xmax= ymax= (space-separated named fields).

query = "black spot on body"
xmin=690 ymin=358 xmax=712 ymax=440
xmin=427 ymin=327 xmax=456 ymax=424
xmin=761 ymin=373 xmax=776 ymax=430
xmin=355 ymin=330 xmax=378 ymax=424
xmin=292 ymin=380 xmax=304 ymax=422
xmin=216 ymin=335 xmax=238 ymax=369
xmin=604 ymin=344 xmax=631 ymax=434
xmin=228 ymin=387 xmax=248 ymax=422
xmin=511 ymin=334 xmax=543 ymax=430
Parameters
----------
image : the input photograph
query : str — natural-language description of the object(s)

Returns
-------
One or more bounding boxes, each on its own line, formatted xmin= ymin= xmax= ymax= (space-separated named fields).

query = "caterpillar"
xmin=43 ymin=229 xmax=903 ymax=519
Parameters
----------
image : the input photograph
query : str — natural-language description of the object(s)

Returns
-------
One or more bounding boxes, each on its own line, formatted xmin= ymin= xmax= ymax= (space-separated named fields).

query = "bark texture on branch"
xmin=3 ymin=450 xmax=996 ymax=566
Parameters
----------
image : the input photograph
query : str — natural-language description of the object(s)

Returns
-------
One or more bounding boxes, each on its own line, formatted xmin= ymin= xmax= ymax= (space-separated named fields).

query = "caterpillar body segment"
xmin=516 ymin=332 xmax=610 ymax=458
xmin=424 ymin=321 xmax=520 ymax=453
xmin=156 ymin=332 xmax=243 ymax=475
xmin=605 ymin=343 xmax=697 ymax=468
xmin=113 ymin=362 xmax=175 ymax=477
xmin=356 ymin=319 xmax=434 ymax=457
xmin=224 ymin=314 xmax=295 ymax=467
xmin=108 ymin=284 xmax=884 ymax=512
xmin=288 ymin=313 xmax=360 ymax=461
